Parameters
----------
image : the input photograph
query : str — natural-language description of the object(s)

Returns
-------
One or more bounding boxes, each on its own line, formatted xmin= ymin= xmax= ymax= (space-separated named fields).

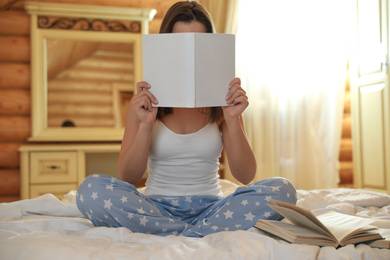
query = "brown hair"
xmin=159 ymin=1 xmax=215 ymax=34
xmin=157 ymin=1 xmax=223 ymax=122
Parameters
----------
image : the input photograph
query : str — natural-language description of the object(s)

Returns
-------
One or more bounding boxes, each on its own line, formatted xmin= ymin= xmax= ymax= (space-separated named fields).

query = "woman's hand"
xmin=118 ymin=81 xmax=158 ymax=184
xmin=223 ymin=77 xmax=249 ymax=120
xmin=129 ymin=81 xmax=158 ymax=125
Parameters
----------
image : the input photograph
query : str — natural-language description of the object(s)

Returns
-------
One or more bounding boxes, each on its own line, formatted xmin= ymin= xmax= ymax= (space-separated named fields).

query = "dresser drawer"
xmin=30 ymin=152 xmax=78 ymax=184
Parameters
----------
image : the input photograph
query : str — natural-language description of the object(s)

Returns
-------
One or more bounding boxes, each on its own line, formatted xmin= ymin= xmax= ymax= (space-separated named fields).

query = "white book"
xmin=142 ymin=33 xmax=235 ymax=107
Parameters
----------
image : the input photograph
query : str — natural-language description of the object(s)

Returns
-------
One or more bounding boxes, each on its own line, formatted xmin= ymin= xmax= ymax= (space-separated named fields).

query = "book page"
xmin=366 ymin=229 xmax=390 ymax=248
xmin=269 ymin=199 xmax=333 ymax=237
xmin=142 ymin=34 xmax=195 ymax=107
xmin=268 ymin=203 xmax=335 ymax=239
xmin=255 ymin=219 xmax=338 ymax=247
xmin=317 ymin=211 xmax=377 ymax=243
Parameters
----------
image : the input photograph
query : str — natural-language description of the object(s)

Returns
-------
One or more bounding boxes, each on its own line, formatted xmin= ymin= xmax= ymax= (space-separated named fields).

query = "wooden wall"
xmin=0 ymin=5 xmax=30 ymax=202
xmin=339 ymin=64 xmax=354 ymax=188
xmin=0 ymin=0 xmax=178 ymax=202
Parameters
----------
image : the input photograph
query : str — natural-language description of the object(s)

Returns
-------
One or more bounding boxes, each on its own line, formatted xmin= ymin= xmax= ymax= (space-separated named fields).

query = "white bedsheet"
xmin=1 ymin=185 xmax=390 ymax=260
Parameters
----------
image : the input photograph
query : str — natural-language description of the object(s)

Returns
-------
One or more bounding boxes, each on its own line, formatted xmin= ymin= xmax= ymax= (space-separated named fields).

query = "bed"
xmin=1 ymin=180 xmax=389 ymax=260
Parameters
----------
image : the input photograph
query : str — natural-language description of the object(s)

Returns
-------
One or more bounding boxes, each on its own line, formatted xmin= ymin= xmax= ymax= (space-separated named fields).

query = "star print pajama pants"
xmin=76 ymin=174 xmax=297 ymax=237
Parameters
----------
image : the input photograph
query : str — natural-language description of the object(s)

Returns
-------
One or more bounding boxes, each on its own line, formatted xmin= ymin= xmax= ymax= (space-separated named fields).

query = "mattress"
xmin=0 ymin=180 xmax=389 ymax=260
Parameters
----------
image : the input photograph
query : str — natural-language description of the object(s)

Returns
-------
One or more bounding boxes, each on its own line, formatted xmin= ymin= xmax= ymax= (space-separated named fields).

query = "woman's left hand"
xmin=223 ymin=77 xmax=249 ymax=119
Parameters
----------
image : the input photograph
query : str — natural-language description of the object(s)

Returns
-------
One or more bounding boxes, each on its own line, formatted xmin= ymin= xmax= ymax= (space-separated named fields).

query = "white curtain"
xmin=235 ymin=0 xmax=351 ymax=189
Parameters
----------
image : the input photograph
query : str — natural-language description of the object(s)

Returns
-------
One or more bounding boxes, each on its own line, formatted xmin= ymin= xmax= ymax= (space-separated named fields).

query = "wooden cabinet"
xmin=19 ymin=144 xmax=122 ymax=199
xmin=351 ymin=0 xmax=390 ymax=194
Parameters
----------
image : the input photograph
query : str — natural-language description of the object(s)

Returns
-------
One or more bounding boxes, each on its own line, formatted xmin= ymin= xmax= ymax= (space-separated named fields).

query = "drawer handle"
xmin=47 ymin=165 xmax=61 ymax=170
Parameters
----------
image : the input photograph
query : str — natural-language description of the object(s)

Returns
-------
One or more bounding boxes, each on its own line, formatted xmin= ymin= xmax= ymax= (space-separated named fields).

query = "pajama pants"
xmin=76 ymin=174 xmax=297 ymax=237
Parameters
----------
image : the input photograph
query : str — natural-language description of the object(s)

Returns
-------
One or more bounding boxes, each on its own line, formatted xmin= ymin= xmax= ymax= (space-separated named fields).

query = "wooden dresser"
xmin=19 ymin=144 xmax=123 ymax=199
xmin=18 ymin=2 xmax=156 ymax=200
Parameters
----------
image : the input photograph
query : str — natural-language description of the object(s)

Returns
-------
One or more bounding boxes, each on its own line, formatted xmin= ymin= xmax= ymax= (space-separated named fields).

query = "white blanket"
xmin=1 ymin=186 xmax=390 ymax=260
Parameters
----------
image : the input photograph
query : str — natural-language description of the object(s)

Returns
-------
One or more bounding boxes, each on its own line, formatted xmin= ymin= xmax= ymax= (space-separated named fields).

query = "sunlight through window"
xmin=236 ymin=0 xmax=351 ymax=102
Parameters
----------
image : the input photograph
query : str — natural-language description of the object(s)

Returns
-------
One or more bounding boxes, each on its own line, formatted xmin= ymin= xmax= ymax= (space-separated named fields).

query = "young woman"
xmin=77 ymin=1 xmax=296 ymax=237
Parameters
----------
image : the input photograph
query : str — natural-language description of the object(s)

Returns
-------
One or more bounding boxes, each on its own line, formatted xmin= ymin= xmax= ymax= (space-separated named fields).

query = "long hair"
xmin=157 ymin=1 xmax=223 ymax=122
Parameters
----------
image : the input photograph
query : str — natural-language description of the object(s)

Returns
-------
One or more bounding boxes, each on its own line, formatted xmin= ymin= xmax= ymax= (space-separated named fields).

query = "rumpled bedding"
xmin=1 ymin=182 xmax=390 ymax=260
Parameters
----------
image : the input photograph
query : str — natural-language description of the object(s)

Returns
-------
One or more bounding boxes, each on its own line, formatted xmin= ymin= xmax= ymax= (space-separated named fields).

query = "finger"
xmin=226 ymin=91 xmax=248 ymax=105
xmin=135 ymin=87 xmax=158 ymax=105
xmin=142 ymin=90 xmax=158 ymax=105
xmin=229 ymin=77 xmax=241 ymax=89
xmin=226 ymin=87 xmax=247 ymax=104
xmin=136 ymin=81 xmax=151 ymax=92
xmin=140 ymin=98 xmax=153 ymax=112
xmin=229 ymin=83 xmax=246 ymax=94
xmin=226 ymin=84 xmax=246 ymax=100
xmin=133 ymin=94 xmax=154 ymax=111
xmin=229 ymin=95 xmax=249 ymax=108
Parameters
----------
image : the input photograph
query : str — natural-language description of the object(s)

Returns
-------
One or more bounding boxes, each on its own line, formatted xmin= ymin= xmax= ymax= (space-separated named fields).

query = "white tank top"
xmin=145 ymin=120 xmax=223 ymax=196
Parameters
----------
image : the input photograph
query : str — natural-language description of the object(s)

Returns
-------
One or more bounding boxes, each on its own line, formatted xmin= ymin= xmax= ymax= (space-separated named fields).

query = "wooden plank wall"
xmin=339 ymin=64 xmax=354 ymax=188
xmin=0 ymin=6 xmax=30 ymax=202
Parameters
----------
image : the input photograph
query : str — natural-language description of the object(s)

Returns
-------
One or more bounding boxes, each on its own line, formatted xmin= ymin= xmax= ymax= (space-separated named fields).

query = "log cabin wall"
xmin=0 ymin=3 xmax=30 ymax=202
xmin=339 ymin=64 xmax=354 ymax=188
xmin=0 ymin=0 xmax=353 ymax=202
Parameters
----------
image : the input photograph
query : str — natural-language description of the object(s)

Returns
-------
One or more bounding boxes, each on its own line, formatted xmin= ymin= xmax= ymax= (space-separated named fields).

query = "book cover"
xmin=142 ymin=33 xmax=235 ymax=107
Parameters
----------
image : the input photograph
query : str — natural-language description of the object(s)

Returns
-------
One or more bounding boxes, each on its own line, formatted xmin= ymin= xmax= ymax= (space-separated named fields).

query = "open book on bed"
xmin=254 ymin=199 xmax=384 ymax=248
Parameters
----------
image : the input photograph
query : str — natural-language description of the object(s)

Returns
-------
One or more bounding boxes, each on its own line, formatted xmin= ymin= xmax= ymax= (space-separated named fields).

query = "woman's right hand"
xmin=118 ymin=81 xmax=158 ymax=184
xmin=129 ymin=81 xmax=158 ymax=124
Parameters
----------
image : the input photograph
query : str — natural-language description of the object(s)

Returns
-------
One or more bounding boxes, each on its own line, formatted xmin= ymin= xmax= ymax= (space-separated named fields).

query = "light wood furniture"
xmin=351 ymin=0 xmax=390 ymax=194
xmin=19 ymin=144 xmax=123 ymax=199
xmin=24 ymin=1 xmax=156 ymax=141
xmin=19 ymin=2 xmax=155 ymax=199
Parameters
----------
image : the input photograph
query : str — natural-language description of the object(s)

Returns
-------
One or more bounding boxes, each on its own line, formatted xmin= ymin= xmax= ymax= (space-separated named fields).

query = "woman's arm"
xmin=117 ymin=82 xmax=158 ymax=185
xmin=221 ymin=78 xmax=257 ymax=184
